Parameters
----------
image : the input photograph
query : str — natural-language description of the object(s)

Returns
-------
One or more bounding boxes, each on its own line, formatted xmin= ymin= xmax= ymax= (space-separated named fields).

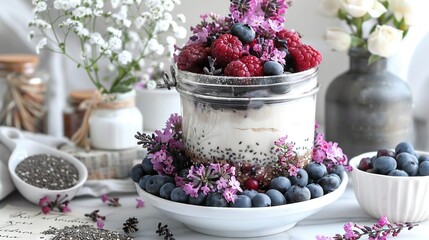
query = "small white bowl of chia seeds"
xmin=0 ymin=127 xmax=88 ymax=205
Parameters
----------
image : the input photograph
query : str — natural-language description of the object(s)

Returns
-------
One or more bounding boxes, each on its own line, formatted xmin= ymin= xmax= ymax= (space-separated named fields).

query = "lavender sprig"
xmin=316 ymin=216 xmax=418 ymax=240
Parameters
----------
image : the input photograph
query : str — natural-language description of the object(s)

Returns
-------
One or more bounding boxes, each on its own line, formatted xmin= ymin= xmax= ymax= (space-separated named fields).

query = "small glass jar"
xmin=63 ymin=90 xmax=95 ymax=139
xmin=0 ymin=55 xmax=47 ymax=133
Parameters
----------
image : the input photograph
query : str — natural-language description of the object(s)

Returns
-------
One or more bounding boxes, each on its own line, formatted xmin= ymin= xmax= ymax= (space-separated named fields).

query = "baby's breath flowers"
xmin=29 ymin=0 xmax=186 ymax=93
xmin=316 ymin=216 xmax=418 ymax=240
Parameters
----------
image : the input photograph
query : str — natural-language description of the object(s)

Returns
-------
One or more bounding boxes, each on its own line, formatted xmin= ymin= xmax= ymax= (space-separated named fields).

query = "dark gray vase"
xmin=325 ymin=48 xmax=414 ymax=158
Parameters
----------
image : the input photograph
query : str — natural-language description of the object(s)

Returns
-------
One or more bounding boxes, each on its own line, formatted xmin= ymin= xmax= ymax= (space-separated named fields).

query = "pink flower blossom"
xmin=316 ymin=236 xmax=333 ymax=240
xmin=96 ymin=219 xmax=105 ymax=229
xmin=228 ymin=176 xmax=243 ymax=192
xmin=344 ymin=222 xmax=357 ymax=239
xmin=136 ymin=198 xmax=145 ymax=208
xmin=222 ymin=188 xmax=237 ymax=203
xmin=183 ymin=183 xmax=199 ymax=198
xmin=39 ymin=196 xmax=49 ymax=206
xmin=377 ymin=216 xmax=389 ymax=227
xmin=41 ymin=206 xmax=51 ymax=214
xmin=216 ymin=177 xmax=228 ymax=190
xmin=200 ymin=183 xmax=211 ymax=195
xmin=60 ymin=205 xmax=71 ymax=213
xmin=288 ymin=164 xmax=299 ymax=177
xmin=101 ymin=194 xmax=109 ymax=203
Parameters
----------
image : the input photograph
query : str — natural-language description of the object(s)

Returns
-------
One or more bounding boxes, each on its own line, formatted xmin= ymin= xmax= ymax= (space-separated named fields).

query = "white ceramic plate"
xmin=136 ymin=172 xmax=348 ymax=238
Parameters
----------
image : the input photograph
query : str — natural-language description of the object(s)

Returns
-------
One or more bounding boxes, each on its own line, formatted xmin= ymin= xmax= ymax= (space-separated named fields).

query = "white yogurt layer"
xmin=181 ymin=95 xmax=316 ymax=167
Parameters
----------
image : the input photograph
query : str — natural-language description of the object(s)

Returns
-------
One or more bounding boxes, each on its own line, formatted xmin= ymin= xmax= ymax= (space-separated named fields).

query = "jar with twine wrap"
xmin=0 ymin=55 xmax=47 ymax=133
xmin=71 ymin=90 xmax=143 ymax=151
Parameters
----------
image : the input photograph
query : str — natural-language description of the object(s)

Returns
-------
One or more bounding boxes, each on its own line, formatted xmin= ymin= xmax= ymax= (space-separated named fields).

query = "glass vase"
xmin=325 ymin=48 xmax=414 ymax=158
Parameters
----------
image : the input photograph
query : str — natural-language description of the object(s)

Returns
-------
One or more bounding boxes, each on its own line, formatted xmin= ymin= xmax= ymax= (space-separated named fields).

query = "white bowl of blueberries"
xmin=132 ymin=157 xmax=348 ymax=238
xmin=350 ymin=141 xmax=429 ymax=223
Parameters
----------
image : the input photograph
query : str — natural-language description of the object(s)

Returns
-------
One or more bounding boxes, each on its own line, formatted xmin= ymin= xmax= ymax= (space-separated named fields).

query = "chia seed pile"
xmin=42 ymin=225 xmax=133 ymax=240
xmin=15 ymin=154 xmax=79 ymax=190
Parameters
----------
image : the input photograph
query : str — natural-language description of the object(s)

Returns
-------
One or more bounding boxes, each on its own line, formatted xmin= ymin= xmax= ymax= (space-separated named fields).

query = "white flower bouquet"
xmin=319 ymin=0 xmax=419 ymax=63
xmin=29 ymin=0 xmax=186 ymax=93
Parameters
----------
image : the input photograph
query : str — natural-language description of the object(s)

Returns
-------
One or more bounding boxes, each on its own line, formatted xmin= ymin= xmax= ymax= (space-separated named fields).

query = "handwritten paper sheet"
xmin=0 ymin=205 xmax=93 ymax=239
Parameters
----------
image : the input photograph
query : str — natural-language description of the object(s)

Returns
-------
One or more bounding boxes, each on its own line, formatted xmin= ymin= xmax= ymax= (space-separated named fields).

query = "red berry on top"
xmin=177 ymin=44 xmax=211 ymax=73
xmin=211 ymin=34 xmax=243 ymax=67
xmin=240 ymin=55 xmax=264 ymax=77
xmin=289 ymin=44 xmax=322 ymax=72
xmin=224 ymin=60 xmax=250 ymax=77
xmin=277 ymin=29 xmax=302 ymax=48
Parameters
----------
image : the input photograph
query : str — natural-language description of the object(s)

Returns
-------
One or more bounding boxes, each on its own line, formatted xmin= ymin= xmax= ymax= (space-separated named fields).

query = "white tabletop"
xmin=1 ymin=176 xmax=428 ymax=240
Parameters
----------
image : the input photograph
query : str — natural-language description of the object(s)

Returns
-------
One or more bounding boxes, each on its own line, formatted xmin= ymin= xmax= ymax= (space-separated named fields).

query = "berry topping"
xmin=276 ymin=29 xmax=302 ymax=48
xmin=289 ymin=44 xmax=322 ymax=72
xmin=211 ymin=34 xmax=243 ymax=67
xmin=231 ymin=23 xmax=256 ymax=44
xmin=177 ymin=44 xmax=211 ymax=73
xmin=224 ymin=60 xmax=250 ymax=77
xmin=244 ymin=178 xmax=259 ymax=190
xmin=263 ymin=61 xmax=284 ymax=75
xmin=240 ymin=55 xmax=263 ymax=76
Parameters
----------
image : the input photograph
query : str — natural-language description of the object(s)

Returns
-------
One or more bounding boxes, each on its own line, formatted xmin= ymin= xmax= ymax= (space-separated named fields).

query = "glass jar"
xmin=0 ymin=55 xmax=47 ymax=133
xmin=175 ymin=68 xmax=319 ymax=168
xmin=63 ymin=90 xmax=95 ymax=139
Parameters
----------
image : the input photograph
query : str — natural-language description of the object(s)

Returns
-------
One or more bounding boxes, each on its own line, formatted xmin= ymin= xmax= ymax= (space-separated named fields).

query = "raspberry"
xmin=177 ymin=44 xmax=211 ymax=73
xmin=277 ymin=29 xmax=302 ymax=48
xmin=211 ymin=34 xmax=243 ymax=67
xmin=289 ymin=44 xmax=322 ymax=72
xmin=224 ymin=60 xmax=250 ymax=77
xmin=240 ymin=55 xmax=263 ymax=77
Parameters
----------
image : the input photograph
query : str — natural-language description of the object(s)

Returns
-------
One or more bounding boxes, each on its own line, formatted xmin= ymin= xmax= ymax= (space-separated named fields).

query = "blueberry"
xmin=162 ymin=175 xmax=175 ymax=184
xmin=206 ymin=192 xmax=228 ymax=207
xmin=138 ymin=175 xmax=151 ymax=190
xmin=419 ymin=161 xmax=429 ymax=176
xmin=418 ymin=155 xmax=429 ymax=164
xmin=328 ymin=164 xmax=344 ymax=177
xmin=289 ymin=169 xmax=309 ymax=187
xmin=269 ymin=176 xmax=291 ymax=193
xmin=376 ymin=149 xmax=396 ymax=158
xmin=373 ymin=156 xmax=397 ymax=175
xmin=241 ymin=189 xmax=258 ymax=199
xmin=318 ymin=175 xmax=340 ymax=194
xmin=396 ymin=152 xmax=418 ymax=170
xmin=229 ymin=195 xmax=252 ymax=208
xmin=130 ymin=164 xmax=144 ymax=183
xmin=252 ymin=193 xmax=272 ymax=207
xmin=285 ymin=185 xmax=311 ymax=203
xmin=264 ymin=61 xmax=284 ymax=76
xmin=231 ymin=23 xmax=255 ymax=43
xmin=307 ymin=183 xmax=324 ymax=199
xmin=387 ymin=169 xmax=409 ymax=177
xmin=159 ymin=182 xmax=176 ymax=200
xmin=146 ymin=175 xmax=169 ymax=196
xmin=305 ymin=162 xmax=327 ymax=181
xmin=266 ymin=189 xmax=286 ymax=206
xmin=328 ymin=173 xmax=342 ymax=184
xmin=402 ymin=160 xmax=419 ymax=176
xmin=142 ymin=155 xmax=156 ymax=175
xmin=358 ymin=157 xmax=372 ymax=171
xmin=395 ymin=141 xmax=415 ymax=155
xmin=170 ymin=187 xmax=188 ymax=203
xmin=188 ymin=192 xmax=207 ymax=205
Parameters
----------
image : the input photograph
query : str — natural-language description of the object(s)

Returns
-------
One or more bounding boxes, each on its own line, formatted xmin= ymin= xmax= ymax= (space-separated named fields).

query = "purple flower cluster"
xmin=312 ymin=124 xmax=350 ymax=171
xmin=182 ymin=163 xmax=243 ymax=203
xmin=274 ymin=135 xmax=302 ymax=177
xmin=187 ymin=13 xmax=232 ymax=45
xmin=316 ymin=216 xmax=418 ymax=240
xmin=39 ymin=194 xmax=71 ymax=214
xmin=230 ymin=0 xmax=288 ymax=37
xmin=140 ymin=113 xmax=186 ymax=176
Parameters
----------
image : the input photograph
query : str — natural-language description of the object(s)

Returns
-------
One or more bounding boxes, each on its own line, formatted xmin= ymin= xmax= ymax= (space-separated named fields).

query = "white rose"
xmin=325 ymin=27 xmax=352 ymax=51
xmin=339 ymin=0 xmax=386 ymax=18
xmin=367 ymin=25 xmax=403 ymax=58
xmin=388 ymin=0 xmax=418 ymax=25
xmin=318 ymin=0 xmax=340 ymax=17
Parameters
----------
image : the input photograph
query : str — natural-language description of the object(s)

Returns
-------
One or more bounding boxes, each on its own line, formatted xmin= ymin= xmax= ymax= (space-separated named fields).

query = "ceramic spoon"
xmin=0 ymin=127 xmax=88 ymax=205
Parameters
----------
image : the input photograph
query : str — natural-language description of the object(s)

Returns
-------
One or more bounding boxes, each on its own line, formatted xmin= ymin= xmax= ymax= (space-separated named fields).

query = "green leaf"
xmin=338 ymin=9 xmax=347 ymax=20
xmin=368 ymin=54 xmax=381 ymax=66
xmin=351 ymin=36 xmax=366 ymax=47
xmin=121 ymin=77 xmax=138 ymax=86
xmin=110 ymin=84 xmax=132 ymax=93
